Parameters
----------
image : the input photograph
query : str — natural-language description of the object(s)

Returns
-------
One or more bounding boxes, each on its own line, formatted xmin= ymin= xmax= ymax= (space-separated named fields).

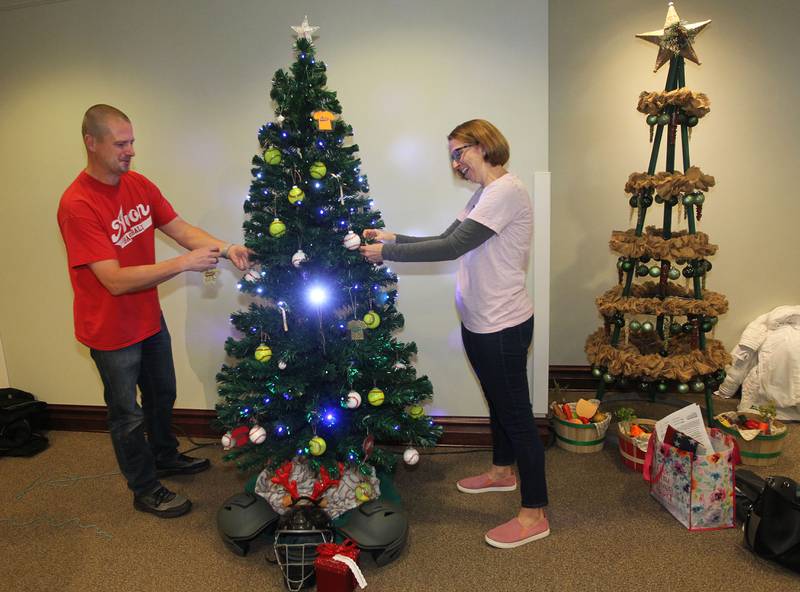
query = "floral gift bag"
xmin=643 ymin=428 xmax=737 ymax=530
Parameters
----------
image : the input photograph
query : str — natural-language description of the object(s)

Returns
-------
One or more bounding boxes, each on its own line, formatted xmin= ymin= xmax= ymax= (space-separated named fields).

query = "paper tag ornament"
xmin=203 ymin=269 xmax=220 ymax=284
xmin=347 ymin=319 xmax=367 ymax=341
xmin=312 ymin=110 xmax=335 ymax=131
xmin=362 ymin=434 xmax=375 ymax=460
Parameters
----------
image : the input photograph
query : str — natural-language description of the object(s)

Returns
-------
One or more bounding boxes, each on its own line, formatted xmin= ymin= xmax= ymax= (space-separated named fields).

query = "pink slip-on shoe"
xmin=485 ymin=516 xmax=550 ymax=548
xmin=456 ymin=473 xmax=517 ymax=494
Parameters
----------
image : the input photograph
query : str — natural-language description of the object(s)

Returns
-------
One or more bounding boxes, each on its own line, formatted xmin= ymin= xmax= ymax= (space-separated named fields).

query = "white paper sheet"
xmin=654 ymin=404 xmax=714 ymax=454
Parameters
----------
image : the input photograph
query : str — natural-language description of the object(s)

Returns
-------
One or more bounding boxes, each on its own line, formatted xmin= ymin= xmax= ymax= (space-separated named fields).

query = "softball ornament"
xmin=288 ymin=185 xmax=305 ymax=204
xmin=393 ymin=361 xmax=407 ymax=370
xmin=244 ymin=268 xmax=261 ymax=283
xmin=403 ymin=448 xmax=420 ymax=465
xmin=263 ymin=147 xmax=281 ymax=165
xmin=309 ymin=161 xmax=327 ymax=179
xmin=363 ymin=311 xmax=381 ymax=329
xmin=309 ymin=436 xmax=327 ymax=456
xmin=291 ymin=249 xmax=308 ymax=268
xmin=346 ymin=390 xmax=362 ymax=409
xmin=407 ymin=405 xmax=424 ymax=420
xmin=278 ymin=360 xmax=287 ymax=370
xmin=254 ymin=344 xmax=273 ymax=363
xmin=367 ymin=387 xmax=385 ymax=406
xmin=342 ymin=230 xmax=361 ymax=250
xmin=355 ymin=482 xmax=373 ymax=502
xmin=269 ymin=218 xmax=286 ymax=237
xmin=249 ymin=425 xmax=267 ymax=445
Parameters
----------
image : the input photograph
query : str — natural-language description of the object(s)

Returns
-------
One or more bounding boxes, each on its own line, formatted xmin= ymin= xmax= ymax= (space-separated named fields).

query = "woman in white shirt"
xmin=360 ymin=119 xmax=549 ymax=548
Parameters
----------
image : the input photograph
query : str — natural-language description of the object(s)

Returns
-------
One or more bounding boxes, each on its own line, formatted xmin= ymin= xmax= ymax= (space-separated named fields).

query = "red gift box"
xmin=315 ymin=540 xmax=363 ymax=592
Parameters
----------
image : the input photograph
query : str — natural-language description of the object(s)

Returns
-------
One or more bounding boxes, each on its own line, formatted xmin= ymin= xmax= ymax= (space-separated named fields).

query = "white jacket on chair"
xmin=717 ymin=305 xmax=800 ymax=420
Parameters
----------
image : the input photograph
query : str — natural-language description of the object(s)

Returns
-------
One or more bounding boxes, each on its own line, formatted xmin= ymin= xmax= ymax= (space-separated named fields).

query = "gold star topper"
xmin=291 ymin=15 xmax=319 ymax=42
xmin=636 ymin=2 xmax=711 ymax=71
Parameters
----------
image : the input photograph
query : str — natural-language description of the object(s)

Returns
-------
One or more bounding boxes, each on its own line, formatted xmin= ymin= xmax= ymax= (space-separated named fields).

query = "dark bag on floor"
xmin=744 ymin=475 xmax=800 ymax=573
xmin=0 ymin=387 xmax=48 ymax=457
xmin=736 ymin=469 xmax=766 ymax=523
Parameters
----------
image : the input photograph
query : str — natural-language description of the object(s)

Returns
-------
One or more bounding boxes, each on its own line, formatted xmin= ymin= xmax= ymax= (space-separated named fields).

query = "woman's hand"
xmin=359 ymin=242 xmax=384 ymax=264
xmin=362 ymin=228 xmax=396 ymax=242
xmin=226 ymin=244 xmax=255 ymax=271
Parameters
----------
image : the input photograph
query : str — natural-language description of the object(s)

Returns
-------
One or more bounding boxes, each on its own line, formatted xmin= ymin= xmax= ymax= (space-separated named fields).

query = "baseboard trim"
xmin=43 ymin=405 xmax=553 ymax=447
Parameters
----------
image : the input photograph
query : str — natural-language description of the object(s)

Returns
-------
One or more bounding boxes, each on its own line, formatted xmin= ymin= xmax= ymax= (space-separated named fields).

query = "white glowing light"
xmin=308 ymin=286 xmax=329 ymax=305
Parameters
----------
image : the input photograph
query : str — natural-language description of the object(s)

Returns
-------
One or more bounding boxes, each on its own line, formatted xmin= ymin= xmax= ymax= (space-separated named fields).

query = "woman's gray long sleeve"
xmin=393 ymin=219 xmax=461 ymax=244
xmin=381 ymin=218 xmax=495 ymax=262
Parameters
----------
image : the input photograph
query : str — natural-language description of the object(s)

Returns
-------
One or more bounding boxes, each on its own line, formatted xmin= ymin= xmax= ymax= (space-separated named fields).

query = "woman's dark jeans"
xmin=90 ymin=316 xmax=179 ymax=496
xmin=461 ymin=316 xmax=548 ymax=508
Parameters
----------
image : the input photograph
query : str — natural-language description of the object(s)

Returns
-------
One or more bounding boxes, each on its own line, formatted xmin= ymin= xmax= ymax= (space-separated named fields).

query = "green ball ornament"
xmin=657 ymin=382 xmax=668 ymax=393
xmin=591 ymin=367 xmax=603 ymax=378
xmin=367 ymin=387 xmax=385 ymax=406
xmin=636 ymin=265 xmax=650 ymax=277
xmin=263 ymin=147 xmax=282 ymax=165
xmin=709 ymin=316 xmax=718 ymax=326
xmin=640 ymin=255 xmax=651 ymax=264
xmin=621 ymin=260 xmax=633 ymax=272
xmin=683 ymin=322 xmax=694 ymax=333
xmin=629 ymin=320 xmax=642 ymax=333
xmin=702 ymin=321 xmax=713 ymax=332
xmin=646 ymin=114 xmax=658 ymax=126
xmin=254 ymin=344 xmax=273 ymax=363
xmin=288 ymin=185 xmax=305 ymax=204
xmin=309 ymin=436 xmax=327 ymax=456
xmin=602 ymin=373 xmax=615 ymax=384
xmin=687 ymin=116 xmax=699 ymax=127
xmin=657 ymin=113 xmax=670 ymax=125
xmin=670 ymin=322 xmax=683 ymax=334
xmin=682 ymin=194 xmax=695 ymax=206
xmin=408 ymin=405 xmax=424 ymax=419
xmin=655 ymin=195 xmax=664 ymax=204
xmin=309 ymin=161 xmax=327 ymax=179
xmin=691 ymin=380 xmax=705 ymax=392
xmin=363 ymin=311 xmax=381 ymax=329
xmin=693 ymin=193 xmax=705 ymax=205
xmin=668 ymin=267 xmax=680 ymax=280
xmin=641 ymin=321 xmax=654 ymax=333
xmin=629 ymin=196 xmax=638 ymax=208
xmin=269 ymin=218 xmax=286 ymax=237
xmin=648 ymin=266 xmax=661 ymax=278
xmin=677 ymin=383 xmax=690 ymax=394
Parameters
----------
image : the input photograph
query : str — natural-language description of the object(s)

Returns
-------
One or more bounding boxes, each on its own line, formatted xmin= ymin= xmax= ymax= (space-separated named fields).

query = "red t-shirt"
xmin=57 ymin=170 xmax=178 ymax=350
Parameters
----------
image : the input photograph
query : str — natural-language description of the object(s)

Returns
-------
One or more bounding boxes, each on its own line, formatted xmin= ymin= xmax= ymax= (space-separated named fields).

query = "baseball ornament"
xmin=278 ymin=359 xmax=287 ymax=370
xmin=309 ymin=436 xmax=327 ymax=456
xmin=244 ymin=268 xmax=261 ymax=282
xmin=355 ymin=482 xmax=373 ymax=502
xmin=367 ymin=387 xmax=385 ymax=406
xmin=393 ymin=361 xmax=407 ymax=370
xmin=288 ymin=185 xmax=305 ymax=204
xmin=309 ymin=161 xmax=327 ymax=179
xmin=254 ymin=343 xmax=273 ymax=363
xmin=346 ymin=390 xmax=362 ymax=409
xmin=249 ymin=425 xmax=267 ymax=445
xmin=403 ymin=448 xmax=420 ymax=465
xmin=269 ymin=218 xmax=286 ymax=237
xmin=342 ymin=230 xmax=361 ymax=250
xmin=408 ymin=405 xmax=424 ymax=420
xmin=291 ymin=249 xmax=308 ymax=267
xmin=363 ymin=311 xmax=381 ymax=329
xmin=221 ymin=432 xmax=234 ymax=450
xmin=263 ymin=147 xmax=282 ymax=165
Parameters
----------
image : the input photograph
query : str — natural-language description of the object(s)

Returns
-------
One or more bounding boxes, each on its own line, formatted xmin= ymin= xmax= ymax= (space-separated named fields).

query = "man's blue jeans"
xmin=90 ymin=316 xmax=179 ymax=496
xmin=461 ymin=316 xmax=548 ymax=508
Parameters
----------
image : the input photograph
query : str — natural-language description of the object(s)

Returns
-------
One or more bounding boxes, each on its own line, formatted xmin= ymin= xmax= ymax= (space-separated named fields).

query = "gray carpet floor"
xmin=2 ymin=421 xmax=799 ymax=591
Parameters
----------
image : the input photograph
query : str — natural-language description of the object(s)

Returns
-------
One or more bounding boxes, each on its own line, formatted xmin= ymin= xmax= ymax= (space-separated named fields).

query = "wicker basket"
xmin=718 ymin=412 xmax=788 ymax=467
xmin=617 ymin=419 xmax=656 ymax=472
xmin=553 ymin=400 xmax=611 ymax=453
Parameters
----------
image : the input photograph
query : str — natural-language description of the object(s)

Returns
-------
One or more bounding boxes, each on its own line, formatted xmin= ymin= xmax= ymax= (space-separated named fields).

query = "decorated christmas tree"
xmin=215 ymin=18 xmax=442 ymax=507
xmin=585 ymin=3 xmax=730 ymax=420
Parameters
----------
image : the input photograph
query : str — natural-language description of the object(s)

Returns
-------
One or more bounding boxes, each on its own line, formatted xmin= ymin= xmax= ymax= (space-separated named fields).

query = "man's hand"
xmin=362 ymin=228 xmax=395 ymax=242
xmin=359 ymin=242 xmax=384 ymax=264
xmin=225 ymin=244 xmax=254 ymax=271
xmin=181 ymin=247 xmax=221 ymax=272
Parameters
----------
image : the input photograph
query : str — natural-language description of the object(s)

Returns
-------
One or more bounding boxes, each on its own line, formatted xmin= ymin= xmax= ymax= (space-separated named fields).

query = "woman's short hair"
xmin=448 ymin=119 xmax=510 ymax=166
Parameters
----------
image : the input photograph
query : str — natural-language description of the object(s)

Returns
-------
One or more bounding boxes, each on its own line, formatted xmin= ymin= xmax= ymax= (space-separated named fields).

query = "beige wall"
xmin=0 ymin=0 xmax=548 ymax=414
xmin=550 ymin=0 xmax=800 ymax=364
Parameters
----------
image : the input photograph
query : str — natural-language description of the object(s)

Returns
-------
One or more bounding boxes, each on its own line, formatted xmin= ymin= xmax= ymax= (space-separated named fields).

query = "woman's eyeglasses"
xmin=449 ymin=144 xmax=475 ymax=162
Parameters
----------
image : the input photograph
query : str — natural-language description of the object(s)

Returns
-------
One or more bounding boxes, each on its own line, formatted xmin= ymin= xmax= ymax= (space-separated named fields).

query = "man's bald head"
xmin=82 ymin=104 xmax=131 ymax=140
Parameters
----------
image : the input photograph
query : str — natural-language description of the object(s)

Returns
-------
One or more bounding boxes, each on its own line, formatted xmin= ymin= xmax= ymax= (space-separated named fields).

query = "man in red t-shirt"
xmin=58 ymin=104 xmax=251 ymax=518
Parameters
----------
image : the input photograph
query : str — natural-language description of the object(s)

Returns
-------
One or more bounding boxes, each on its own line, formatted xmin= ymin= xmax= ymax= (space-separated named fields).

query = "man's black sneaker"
xmin=155 ymin=454 xmax=211 ymax=477
xmin=133 ymin=485 xmax=192 ymax=518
